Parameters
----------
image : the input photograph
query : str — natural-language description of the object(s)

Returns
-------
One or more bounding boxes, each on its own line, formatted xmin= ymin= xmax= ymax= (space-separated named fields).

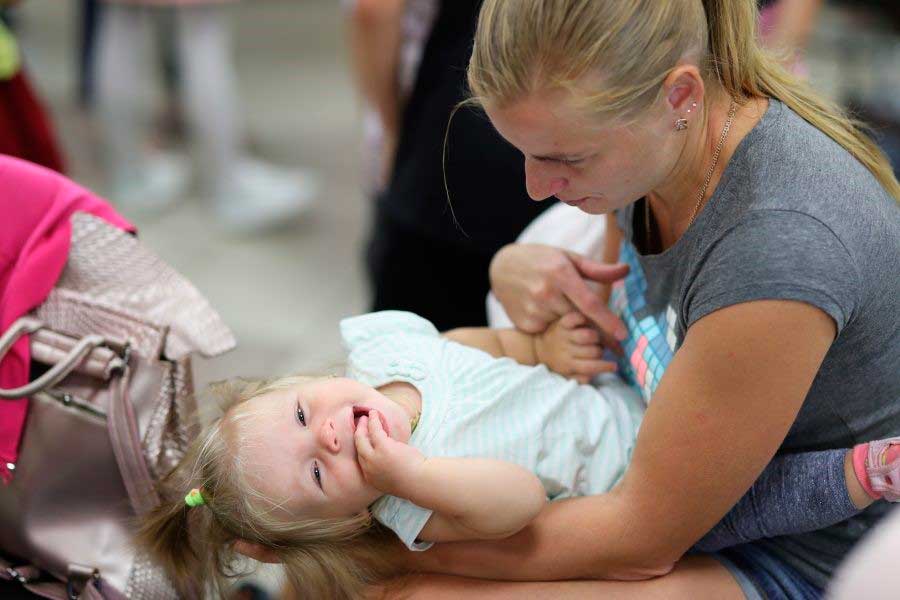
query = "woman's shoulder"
xmin=730 ymin=100 xmax=892 ymax=214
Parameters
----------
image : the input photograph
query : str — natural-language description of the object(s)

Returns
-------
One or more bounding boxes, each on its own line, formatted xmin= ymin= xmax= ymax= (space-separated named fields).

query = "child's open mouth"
xmin=352 ymin=406 xmax=391 ymax=437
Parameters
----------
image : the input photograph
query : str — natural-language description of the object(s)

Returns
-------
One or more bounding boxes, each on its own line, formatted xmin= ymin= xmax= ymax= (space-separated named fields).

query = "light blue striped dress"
xmin=342 ymin=311 xmax=644 ymax=551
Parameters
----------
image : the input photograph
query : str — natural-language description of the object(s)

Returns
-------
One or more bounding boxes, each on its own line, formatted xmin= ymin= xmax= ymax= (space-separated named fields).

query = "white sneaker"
xmin=110 ymin=152 xmax=190 ymax=215
xmin=214 ymin=158 xmax=318 ymax=233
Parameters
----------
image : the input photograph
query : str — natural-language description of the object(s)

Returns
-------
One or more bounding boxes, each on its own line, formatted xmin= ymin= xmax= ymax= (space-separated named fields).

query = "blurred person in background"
xmin=758 ymin=0 xmax=823 ymax=76
xmin=0 ymin=2 xmax=65 ymax=173
xmin=345 ymin=0 xmax=550 ymax=331
xmin=95 ymin=0 xmax=318 ymax=231
xmin=827 ymin=506 xmax=900 ymax=600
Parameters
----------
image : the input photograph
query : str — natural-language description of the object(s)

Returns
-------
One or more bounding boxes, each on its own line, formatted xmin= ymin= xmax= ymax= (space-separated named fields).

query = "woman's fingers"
xmin=558 ymin=276 xmax=628 ymax=344
xmin=569 ymin=254 xmax=629 ymax=286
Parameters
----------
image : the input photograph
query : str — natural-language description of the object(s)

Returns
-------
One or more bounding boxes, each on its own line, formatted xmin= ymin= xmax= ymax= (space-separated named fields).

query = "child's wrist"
xmin=531 ymin=333 xmax=547 ymax=365
xmin=385 ymin=455 xmax=428 ymax=498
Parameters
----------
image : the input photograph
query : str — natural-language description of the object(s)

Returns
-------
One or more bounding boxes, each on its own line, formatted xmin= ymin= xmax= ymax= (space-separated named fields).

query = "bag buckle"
xmin=66 ymin=564 xmax=101 ymax=599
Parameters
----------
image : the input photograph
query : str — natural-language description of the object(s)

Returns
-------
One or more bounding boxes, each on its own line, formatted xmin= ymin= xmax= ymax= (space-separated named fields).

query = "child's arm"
xmin=355 ymin=412 xmax=546 ymax=541
xmin=444 ymin=319 xmax=616 ymax=384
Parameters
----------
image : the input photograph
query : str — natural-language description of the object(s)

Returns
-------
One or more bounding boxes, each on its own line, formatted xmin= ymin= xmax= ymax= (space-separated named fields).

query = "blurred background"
xmin=2 ymin=0 xmax=899 ymax=596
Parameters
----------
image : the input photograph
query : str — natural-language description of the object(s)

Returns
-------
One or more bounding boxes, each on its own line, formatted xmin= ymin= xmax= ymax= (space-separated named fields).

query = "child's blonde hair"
xmin=466 ymin=0 xmax=900 ymax=201
xmin=136 ymin=375 xmax=398 ymax=599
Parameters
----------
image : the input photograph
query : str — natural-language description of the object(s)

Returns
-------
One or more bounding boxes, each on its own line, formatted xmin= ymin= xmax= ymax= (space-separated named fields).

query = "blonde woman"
xmin=336 ymin=0 xmax=899 ymax=597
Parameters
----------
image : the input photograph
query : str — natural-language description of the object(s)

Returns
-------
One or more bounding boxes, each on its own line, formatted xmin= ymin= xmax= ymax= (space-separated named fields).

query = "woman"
xmin=384 ymin=0 xmax=900 ymax=597
xmin=238 ymin=0 xmax=899 ymax=597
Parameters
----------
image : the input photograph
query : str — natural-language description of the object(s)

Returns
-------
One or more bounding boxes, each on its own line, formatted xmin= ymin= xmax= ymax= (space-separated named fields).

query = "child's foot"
xmin=853 ymin=437 xmax=900 ymax=502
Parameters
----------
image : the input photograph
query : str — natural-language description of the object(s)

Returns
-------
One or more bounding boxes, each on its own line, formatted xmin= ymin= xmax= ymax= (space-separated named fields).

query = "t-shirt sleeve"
xmin=370 ymin=494 xmax=435 ymax=551
xmin=685 ymin=210 xmax=860 ymax=332
xmin=340 ymin=311 xmax=441 ymax=353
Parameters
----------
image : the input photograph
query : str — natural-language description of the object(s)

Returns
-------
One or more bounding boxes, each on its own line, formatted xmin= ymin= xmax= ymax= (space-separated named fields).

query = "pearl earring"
xmin=675 ymin=102 xmax=697 ymax=131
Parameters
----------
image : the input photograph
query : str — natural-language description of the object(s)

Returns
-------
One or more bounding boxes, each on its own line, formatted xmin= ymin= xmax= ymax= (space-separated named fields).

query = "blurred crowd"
xmin=0 ymin=0 xmax=898 ymax=598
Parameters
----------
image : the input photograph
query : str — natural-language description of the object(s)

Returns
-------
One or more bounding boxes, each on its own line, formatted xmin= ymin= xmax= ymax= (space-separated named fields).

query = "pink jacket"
xmin=0 ymin=156 xmax=133 ymax=483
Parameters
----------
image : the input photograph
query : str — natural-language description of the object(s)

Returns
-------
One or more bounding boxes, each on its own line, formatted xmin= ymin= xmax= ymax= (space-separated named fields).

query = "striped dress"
xmin=341 ymin=311 xmax=644 ymax=551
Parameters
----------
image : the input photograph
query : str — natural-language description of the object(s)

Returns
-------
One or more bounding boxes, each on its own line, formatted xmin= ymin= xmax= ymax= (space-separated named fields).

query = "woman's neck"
xmin=648 ymin=94 xmax=768 ymax=249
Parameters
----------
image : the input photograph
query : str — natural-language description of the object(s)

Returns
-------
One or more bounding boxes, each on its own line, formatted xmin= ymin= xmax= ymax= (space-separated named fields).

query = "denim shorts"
xmin=713 ymin=544 xmax=823 ymax=600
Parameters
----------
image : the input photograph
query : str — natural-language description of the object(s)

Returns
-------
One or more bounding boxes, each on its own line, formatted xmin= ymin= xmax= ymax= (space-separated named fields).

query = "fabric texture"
xmin=611 ymin=99 xmax=900 ymax=587
xmin=0 ymin=156 xmax=133 ymax=483
xmin=341 ymin=310 xmax=643 ymax=550
xmin=716 ymin=544 xmax=824 ymax=600
xmin=697 ymin=449 xmax=859 ymax=552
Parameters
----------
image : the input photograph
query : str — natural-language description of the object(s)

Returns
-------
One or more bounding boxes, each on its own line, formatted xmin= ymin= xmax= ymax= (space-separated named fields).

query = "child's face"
xmin=232 ymin=377 xmax=412 ymax=519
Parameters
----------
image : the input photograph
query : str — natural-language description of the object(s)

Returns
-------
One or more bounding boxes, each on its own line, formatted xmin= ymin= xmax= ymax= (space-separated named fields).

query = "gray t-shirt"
xmin=612 ymin=99 xmax=900 ymax=588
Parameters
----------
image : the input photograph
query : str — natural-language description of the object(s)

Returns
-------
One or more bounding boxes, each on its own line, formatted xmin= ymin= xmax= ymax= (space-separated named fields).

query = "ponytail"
xmin=701 ymin=0 xmax=900 ymax=200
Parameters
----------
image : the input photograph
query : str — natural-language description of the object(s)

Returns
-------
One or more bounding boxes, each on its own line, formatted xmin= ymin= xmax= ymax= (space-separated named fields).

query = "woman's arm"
xmin=415 ymin=299 xmax=836 ymax=581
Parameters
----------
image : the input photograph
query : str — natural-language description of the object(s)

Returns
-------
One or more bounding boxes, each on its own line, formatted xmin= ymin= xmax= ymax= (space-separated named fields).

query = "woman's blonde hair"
xmin=466 ymin=0 xmax=900 ymax=201
xmin=136 ymin=375 xmax=398 ymax=599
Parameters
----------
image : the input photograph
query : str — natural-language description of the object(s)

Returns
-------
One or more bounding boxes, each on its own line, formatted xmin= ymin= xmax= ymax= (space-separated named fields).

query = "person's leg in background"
xmin=174 ymin=3 xmax=317 ymax=232
xmin=76 ymin=0 xmax=100 ymax=109
xmin=96 ymin=3 xmax=188 ymax=211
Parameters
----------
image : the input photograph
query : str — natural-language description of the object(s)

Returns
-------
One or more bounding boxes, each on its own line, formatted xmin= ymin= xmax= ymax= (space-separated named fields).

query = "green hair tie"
xmin=184 ymin=488 xmax=206 ymax=508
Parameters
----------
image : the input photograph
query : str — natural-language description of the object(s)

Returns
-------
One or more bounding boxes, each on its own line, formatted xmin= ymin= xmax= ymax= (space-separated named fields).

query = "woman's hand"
xmin=534 ymin=312 xmax=617 ymax=383
xmin=489 ymin=244 xmax=629 ymax=349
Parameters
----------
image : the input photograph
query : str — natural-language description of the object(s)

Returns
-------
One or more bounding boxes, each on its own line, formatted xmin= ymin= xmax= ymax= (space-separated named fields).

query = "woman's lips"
xmin=560 ymin=196 xmax=588 ymax=206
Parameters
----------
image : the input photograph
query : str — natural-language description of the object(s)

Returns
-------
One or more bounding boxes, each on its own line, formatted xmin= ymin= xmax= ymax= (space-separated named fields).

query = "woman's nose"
xmin=318 ymin=419 xmax=340 ymax=453
xmin=525 ymin=158 xmax=567 ymax=201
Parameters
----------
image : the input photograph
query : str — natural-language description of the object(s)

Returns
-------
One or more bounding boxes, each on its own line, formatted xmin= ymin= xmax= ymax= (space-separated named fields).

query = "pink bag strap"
xmin=107 ymin=366 xmax=159 ymax=515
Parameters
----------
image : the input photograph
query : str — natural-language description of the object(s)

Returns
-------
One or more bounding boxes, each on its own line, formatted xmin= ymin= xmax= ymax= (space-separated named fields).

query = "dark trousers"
xmin=366 ymin=211 xmax=494 ymax=332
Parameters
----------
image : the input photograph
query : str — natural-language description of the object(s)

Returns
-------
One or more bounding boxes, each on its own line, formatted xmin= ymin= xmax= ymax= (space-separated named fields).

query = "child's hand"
xmin=534 ymin=311 xmax=617 ymax=384
xmin=354 ymin=410 xmax=426 ymax=496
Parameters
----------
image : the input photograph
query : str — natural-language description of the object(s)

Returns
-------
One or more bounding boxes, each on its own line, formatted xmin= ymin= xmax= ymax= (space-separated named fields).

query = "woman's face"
xmin=485 ymin=90 xmax=682 ymax=214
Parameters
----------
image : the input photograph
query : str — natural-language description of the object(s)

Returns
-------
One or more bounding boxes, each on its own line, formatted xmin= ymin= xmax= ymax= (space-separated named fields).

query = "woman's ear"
xmin=232 ymin=539 xmax=281 ymax=564
xmin=663 ymin=65 xmax=705 ymax=114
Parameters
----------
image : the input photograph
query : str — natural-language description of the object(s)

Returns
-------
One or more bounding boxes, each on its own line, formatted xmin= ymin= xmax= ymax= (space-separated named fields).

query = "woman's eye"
xmin=297 ymin=406 xmax=307 ymax=427
xmin=313 ymin=461 xmax=322 ymax=490
xmin=562 ymin=158 xmax=583 ymax=166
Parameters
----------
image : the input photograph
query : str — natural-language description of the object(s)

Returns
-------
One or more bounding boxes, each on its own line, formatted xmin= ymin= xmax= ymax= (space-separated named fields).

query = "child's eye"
xmin=297 ymin=405 xmax=307 ymax=427
xmin=312 ymin=461 xmax=323 ymax=490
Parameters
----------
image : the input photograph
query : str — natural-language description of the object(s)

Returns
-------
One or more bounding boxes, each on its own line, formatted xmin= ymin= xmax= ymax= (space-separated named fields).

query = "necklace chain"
xmin=645 ymin=98 xmax=739 ymax=250
xmin=689 ymin=98 xmax=738 ymax=226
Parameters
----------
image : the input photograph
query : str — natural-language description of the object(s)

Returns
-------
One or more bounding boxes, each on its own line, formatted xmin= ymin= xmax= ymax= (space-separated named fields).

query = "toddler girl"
xmin=139 ymin=310 xmax=900 ymax=599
